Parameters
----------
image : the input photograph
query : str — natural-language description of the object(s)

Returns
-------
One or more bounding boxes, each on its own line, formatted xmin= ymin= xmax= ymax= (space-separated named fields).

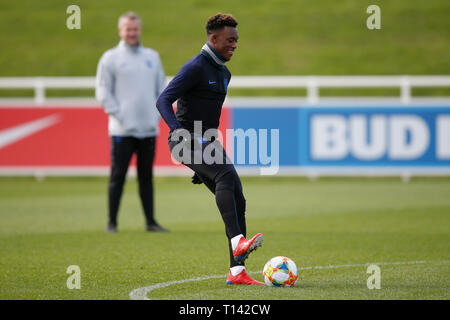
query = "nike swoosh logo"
xmin=0 ymin=114 xmax=61 ymax=149
xmin=208 ymin=80 xmax=216 ymax=85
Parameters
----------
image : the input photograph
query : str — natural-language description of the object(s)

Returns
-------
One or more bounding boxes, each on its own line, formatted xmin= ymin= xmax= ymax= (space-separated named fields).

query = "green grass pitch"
xmin=0 ymin=176 xmax=449 ymax=300
xmin=1 ymin=0 xmax=449 ymax=78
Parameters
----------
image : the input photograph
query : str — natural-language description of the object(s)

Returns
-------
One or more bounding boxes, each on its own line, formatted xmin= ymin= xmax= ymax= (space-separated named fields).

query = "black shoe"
xmin=105 ymin=222 xmax=117 ymax=233
xmin=146 ymin=224 xmax=170 ymax=232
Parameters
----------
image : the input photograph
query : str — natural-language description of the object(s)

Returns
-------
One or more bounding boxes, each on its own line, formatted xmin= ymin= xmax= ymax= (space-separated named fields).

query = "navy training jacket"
xmin=156 ymin=44 xmax=231 ymax=133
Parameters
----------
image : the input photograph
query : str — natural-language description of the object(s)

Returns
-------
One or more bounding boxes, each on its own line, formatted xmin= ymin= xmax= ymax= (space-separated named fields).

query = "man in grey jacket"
xmin=96 ymin=12 xmax=168 ymax=233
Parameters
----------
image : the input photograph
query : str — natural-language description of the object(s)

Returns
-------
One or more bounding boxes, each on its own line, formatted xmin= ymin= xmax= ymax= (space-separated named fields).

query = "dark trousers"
xmin=168 ymin=135 xmax=247 ymax=268
xmin=109 ymin=136 xmax=156 ymax=226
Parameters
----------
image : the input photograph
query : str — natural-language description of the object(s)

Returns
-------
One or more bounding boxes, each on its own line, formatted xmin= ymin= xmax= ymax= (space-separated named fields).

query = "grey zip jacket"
xmin=96 ymin=40 xmax=166 ymax=138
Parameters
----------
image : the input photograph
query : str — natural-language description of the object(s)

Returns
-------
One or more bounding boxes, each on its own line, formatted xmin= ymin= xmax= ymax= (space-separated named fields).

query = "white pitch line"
xmin=129 ymin=260 xmax=449 ymax=300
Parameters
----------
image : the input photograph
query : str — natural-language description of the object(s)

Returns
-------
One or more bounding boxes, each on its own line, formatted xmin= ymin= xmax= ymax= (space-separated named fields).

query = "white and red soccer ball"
xmin=263 ymin=256 xmax=299 ymax=287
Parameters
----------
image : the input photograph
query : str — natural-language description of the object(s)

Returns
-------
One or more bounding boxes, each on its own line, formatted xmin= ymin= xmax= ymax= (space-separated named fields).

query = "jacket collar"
xmin=118 ymin=40 xmax=141 ymax=53
xmin=201 ymin=43 xmax=226 ymax=68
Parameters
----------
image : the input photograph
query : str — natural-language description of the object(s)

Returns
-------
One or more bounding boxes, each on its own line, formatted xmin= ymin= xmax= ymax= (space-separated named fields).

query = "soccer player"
xmin=96 ymin=12 xmax=169 ymax=233
xmin=156 ymin=13 xmax=264 ymax=285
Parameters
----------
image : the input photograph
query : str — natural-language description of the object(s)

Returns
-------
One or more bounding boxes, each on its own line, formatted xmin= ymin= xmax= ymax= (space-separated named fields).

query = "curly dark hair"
xmin=206 ymin=13 xmax=238 ymax=35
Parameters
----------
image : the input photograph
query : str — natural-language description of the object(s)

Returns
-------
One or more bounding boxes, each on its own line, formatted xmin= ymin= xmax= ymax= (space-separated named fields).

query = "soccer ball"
xmin=263 ymin=256 xmax=299 ymax=287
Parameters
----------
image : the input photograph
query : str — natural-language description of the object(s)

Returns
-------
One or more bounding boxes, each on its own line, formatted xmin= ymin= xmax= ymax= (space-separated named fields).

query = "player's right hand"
xmin=191 ymin=173 xmax=203 ymax=184
xmin=170 ymin=128 xmax=190 ymax=143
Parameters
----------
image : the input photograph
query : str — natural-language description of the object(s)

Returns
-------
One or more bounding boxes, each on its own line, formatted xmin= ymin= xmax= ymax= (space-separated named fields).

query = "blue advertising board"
xmin=230 ymin=102 xmax=450 ymax=173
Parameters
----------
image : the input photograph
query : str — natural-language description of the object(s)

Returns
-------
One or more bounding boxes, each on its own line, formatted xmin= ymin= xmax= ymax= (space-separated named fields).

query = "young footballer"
xmin=156 ymin=13 xmax=264 ymax=285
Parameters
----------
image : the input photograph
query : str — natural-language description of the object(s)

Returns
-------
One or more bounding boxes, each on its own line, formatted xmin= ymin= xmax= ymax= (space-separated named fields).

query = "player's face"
xmin=118 ymin=18 xmax=141 ymax=46
xmin=210 ymin=26 xmax=239 ymax=61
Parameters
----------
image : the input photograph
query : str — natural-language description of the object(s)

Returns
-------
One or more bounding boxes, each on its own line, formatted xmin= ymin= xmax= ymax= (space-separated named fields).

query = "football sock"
xmin=230 ymin=265 xmax=245 ymax=276
xmin=230 ymin=234 xmax=244 ymax=250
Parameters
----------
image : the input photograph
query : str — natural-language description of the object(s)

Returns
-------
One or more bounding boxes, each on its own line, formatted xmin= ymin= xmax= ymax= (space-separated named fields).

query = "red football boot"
xmin=232 ymin=233 xmax=263 ymax=263
xmin=226 ymin=269 xmax=264 ymax=285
